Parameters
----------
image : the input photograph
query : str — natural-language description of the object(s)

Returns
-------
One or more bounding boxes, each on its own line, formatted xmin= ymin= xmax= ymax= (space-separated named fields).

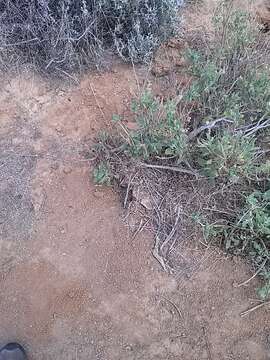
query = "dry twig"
xmin=139 ymin=162 xmax=199 ymax=178
xmin=236 ymin=259 xmax=267 ymax=288
xmin=160 ymin=295 xmax=183 ymax=319
xmin=160 ymin=206 xmax=182 ymax=254
xmin=188 ymin=118 xmax=234 ymax=140
xmin=153 ymin=235 xmax=168 ymax=272
xmin=240 ymin=301 xmax=270 ymax=317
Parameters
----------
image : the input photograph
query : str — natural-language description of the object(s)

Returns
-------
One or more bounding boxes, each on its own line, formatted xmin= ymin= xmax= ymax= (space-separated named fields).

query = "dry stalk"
xmin=236 ymin=259 xmax=267 ymax=288
xmin=240 ymin=301 xmax=270 ymax=317
xmin=139 ymin=162 xmax=199 ymax=177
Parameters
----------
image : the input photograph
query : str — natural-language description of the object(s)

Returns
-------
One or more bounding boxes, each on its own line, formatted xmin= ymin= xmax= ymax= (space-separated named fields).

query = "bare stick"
xmin=124 ymin=175 xmax=133 ymax=209
xmin=188 ymin=118 xmax=233 ymax=140
xmin=236 ymin=259 xmax=267 ymax=288
xmin=152 ymin=235 xmax=168 ymax=272
xmin=88 ymin=81 xmax=106 ymax=121
xmin=139 ymin=162 xmax=199 ymax=178
xmin=237 ymin=118 xmax=270 ymax=136
xmin=55 ymin=67 xmax=79 ymax=83
xmin=202 ymin=326 xmax=213 ymax=360
xmin=240 ymin=301 xmax=270 ymax=317
xmin=243 ymin=119 xmax=270 ymax=137
xmin=161 ymin=206 xmax=181 ymax=254
xmin=1 ymin=37 xmax=39 ymax=48
xmin=161 ymin=295 xmax=183 ymax=319
xmin=131 ymin=219 xmax=150 ymax=241
xmin=203 ymin=207 xmax=236 ymax=216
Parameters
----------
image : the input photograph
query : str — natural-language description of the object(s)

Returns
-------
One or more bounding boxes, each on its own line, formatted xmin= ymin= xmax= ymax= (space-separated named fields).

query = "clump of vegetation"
xmin=197 ymin=188 xmax=270 ymax=299
xmin=93 ymin=161 xmax=111 ymax=185
xmin=93 ymin=1 xmax=270 ymax=297
xmin=196 ymin=132 xmax=267 ymax=181
xmin=114 ymin=92 xmax=188 ymax=160
xmin=0 ymin=0 xmax=181 ymax=74
xmin=227 ymin=190 xmax=270 ymax=260
xmin=185 ymin=4 xmax=270 ymax=124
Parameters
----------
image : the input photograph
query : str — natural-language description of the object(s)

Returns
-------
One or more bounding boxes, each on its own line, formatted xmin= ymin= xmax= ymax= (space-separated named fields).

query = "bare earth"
xmin=0 ymin=64 xmax=270 ymax=360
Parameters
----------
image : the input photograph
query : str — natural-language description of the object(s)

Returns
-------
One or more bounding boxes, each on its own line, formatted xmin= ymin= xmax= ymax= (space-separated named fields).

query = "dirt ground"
xmin=0 ymin=1 xmax=270 ymax=357
xmin=0 ymin=64 xmax=269 ymax=360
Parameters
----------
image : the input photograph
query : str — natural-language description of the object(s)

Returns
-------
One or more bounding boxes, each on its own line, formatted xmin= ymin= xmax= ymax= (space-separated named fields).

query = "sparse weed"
xmin=193 ymin=188 xmax=270 ymax=299
xmin=192 ymin=213 xmax=225 ymax=243
xmin=126 ymin=92 xmax=188 ymax=160
xmin=93 ymin=162 xmax=111 ymax=185
xmin=213 ymin=3 xmax=256 ymax=54
xmin=227 ymin=190 xmax=270 ymax=256
xmin=100 ymin=91 xmax=188 ymax=161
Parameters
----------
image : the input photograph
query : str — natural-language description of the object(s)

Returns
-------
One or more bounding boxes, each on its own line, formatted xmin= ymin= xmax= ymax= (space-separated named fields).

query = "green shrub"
xmin=194 ymin=188 xmax=270 ymax=298
xmin=213 ymin=3 xmax=256 ymax=54
xmin=197 ymin=132 xmax=260 ymax=181
xmin=228 ymin=190 xmax=270 ymax=299
xmin=93 ymin=2 xmax=270 ymax=300
xmin=227 ymin=190 xmax=270 ymax=255
xmin=110 ymin=91 xmax=188 ymax=160
xmin=185 ymin=3 xmax=270 ymax=125
xmin=93 ymin=162 xmax=111 ymax=185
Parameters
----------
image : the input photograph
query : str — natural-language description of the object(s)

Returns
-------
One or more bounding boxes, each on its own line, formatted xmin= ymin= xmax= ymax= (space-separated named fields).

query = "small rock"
xmin=256 ymin=0 xmax=270 ymax=29
xmin=126 ymin=121 xmax=139 ymax=131
xmin=125 ymin=345 xmax=133 ymax=351
xmin=175 ymin=57 xmax=188 ymax=68
xmin=132 ymin=187 xmax=153 ymax=210
xmin=167 ymin=37 xmax=182 ymax=48
xmin=36 ymin=94 xmax=52 ymax=105
xmin=32 ymin=187 xmax=45 ymax=213
xmin=51 ymin=162 xmax=59 ymax=170
xmin=140 ymin=196 xmax=153 ymax=210
xmin=55 ymin=125 xmax=62 ymax=133
xmin=63 ymin=166 xmax=73 ymax=174
xmin=151 ymin=64 xmax=170 ymax=77
xmin=93 ymin=190 xmax=105 ymax=199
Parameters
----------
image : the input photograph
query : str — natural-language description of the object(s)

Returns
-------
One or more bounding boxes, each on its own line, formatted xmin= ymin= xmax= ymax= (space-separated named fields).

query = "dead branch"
xmin=160 ymin=295 xmax=183 ymax=319
xmin=160 ymin=206 xmax=182 ymax=254
xmin=243 ymin=118 xmax=270 ymax=137
xmin=152 ymin=235 xmax=168 ymax=272
xmin=139 ymin=162 xmax=199 ymax=178
xmin=236 ymin=259 xmax=267 ymax=288
xmin=240 ymin=301 xmax=270 ymax=317
xmin=188 ymin=118 xmax=234 ymax=140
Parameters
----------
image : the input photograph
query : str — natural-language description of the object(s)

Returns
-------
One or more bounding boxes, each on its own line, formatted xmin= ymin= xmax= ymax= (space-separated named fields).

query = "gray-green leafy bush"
xmin=93 ymin=161 xmax=111 ymax=185
xmin=194 ymin=188 xmax=270 ymax=299
xmin=97 ymin=91 xmax=188 ymax=161
xmin=0 ymin=0 xmax=181 ymax=73
xmin=184 ymin=2 xmax=270 ymax=183
xmin=197 ymin=132 xmax=265 ymax=181
xmin=224 ymin=190 xmax=270 ymax=258
xmin=93 ymin=2 xmax=270 ymax=299
xmin=184 ymin=3 xmax=270 ymax=297
xmin=185 ymin=2 xmax=270 ymax=125
xmin=126 ymin=92 xmax=188 ymax=160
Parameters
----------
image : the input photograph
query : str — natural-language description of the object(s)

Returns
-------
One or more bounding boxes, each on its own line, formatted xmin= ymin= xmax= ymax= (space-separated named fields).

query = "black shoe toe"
xmin=0 ymin=343 xmax=26 ymax=360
